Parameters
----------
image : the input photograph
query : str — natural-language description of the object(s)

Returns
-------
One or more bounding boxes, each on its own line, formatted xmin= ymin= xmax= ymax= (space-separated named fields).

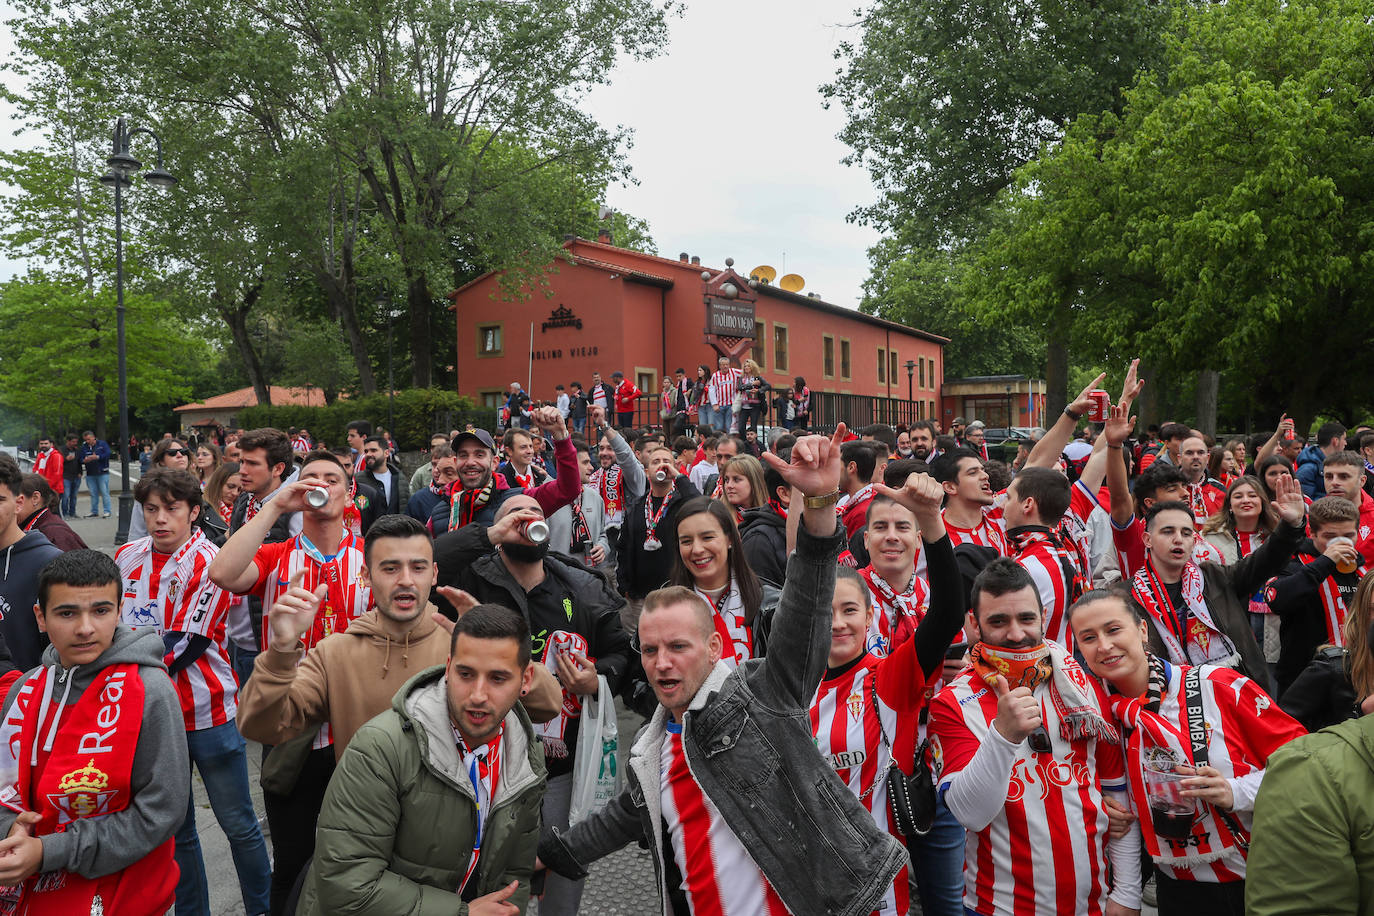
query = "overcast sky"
xmin=0 ymin=0 xmax=882 ymax=307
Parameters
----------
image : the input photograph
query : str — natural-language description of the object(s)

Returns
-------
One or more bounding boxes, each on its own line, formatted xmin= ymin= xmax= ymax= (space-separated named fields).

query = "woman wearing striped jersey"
xmin=1070 ymin=589 xmax=1306 ymax=915
xmin=669 ymin=497 xmax=775 ymax=666
xmin=810 ymin=473 xmax=967 ymax=915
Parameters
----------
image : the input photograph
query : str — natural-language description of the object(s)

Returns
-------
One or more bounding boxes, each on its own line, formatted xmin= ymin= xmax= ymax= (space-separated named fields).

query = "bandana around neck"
xmin=971 ymin=641 xmax=1119 ymax=745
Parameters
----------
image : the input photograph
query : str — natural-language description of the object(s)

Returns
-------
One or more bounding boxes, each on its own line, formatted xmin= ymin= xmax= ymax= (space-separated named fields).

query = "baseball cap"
xmin=953 ymin=417 xmax=966 ymax=425
xmin=452 ymin=429 xmax=496 ymax=451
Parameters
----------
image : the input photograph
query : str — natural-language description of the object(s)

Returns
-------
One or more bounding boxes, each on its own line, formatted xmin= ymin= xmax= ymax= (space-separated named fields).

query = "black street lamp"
xmin=100 ymin=116 xmax=176 ymax=545
xmin=904 ymin=359 xmax=916 ymax=405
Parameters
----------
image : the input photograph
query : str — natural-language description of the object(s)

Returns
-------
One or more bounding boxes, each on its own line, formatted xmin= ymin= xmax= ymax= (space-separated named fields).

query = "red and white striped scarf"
xmin=1131 ymin=559 xmax=1237 ymax=667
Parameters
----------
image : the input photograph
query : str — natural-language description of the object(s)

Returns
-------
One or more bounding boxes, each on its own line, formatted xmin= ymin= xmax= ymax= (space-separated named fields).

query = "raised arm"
xmin=591 ymin=405 xmax=646 ymax=505
xmin=208 ymin=479 xmax=313 ymax=594
xmin=527 ymin=408 xmax=581 ymax=516
xmin=758 ymin=426 xmax=848 ymax=707
xmin=1254 ymin=414 xmax=1295 ymax=466
xmin=1104 ymin=403 xmax=1138 ymax=527
xmin=1026 ymin=372 xmax=1105 ymax=469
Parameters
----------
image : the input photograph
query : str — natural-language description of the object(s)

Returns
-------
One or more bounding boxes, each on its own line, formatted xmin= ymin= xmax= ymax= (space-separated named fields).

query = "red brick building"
xmin=451 ymin=237 xmax=947 ymax=425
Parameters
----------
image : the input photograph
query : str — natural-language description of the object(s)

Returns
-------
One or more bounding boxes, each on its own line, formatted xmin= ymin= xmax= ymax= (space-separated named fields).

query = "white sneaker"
xmin=101 ymin=511 xmax=111 ymax=518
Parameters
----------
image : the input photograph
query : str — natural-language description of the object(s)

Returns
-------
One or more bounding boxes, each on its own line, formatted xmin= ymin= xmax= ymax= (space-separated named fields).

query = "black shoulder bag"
xmin=870 ymin=679 xmax=936 ymax=837
xmin=1181 ymin=666 xmax=1250 ymax=852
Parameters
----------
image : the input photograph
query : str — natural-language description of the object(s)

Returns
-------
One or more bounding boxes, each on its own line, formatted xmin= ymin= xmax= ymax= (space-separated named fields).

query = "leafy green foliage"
xmin=238 ymin=389 xmax=495 ymax=451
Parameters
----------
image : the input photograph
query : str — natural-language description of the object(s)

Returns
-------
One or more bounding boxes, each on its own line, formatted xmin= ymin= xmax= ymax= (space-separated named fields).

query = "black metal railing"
xmin=616 ymin=391 xmax=925 ymax=438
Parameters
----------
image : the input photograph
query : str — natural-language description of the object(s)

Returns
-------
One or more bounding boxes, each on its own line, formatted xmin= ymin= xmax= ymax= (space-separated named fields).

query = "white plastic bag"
xmin=569 ymin=674 xmax=619 ymax=823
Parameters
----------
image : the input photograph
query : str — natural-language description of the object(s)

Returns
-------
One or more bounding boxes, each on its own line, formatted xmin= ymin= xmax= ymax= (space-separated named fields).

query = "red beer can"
xmin=1087 ymin=390 xmax=1111 ymax=423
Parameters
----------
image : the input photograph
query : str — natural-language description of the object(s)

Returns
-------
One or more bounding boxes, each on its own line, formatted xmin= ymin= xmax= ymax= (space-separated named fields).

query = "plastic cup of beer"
xmin=1330 ymin=536 xmax=1359 ymax=574
xmin=1143 ymin=763 xmax=1198 ymax=840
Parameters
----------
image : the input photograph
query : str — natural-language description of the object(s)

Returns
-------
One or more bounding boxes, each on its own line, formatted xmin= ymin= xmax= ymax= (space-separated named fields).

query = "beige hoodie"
xmin=237 ymin=605 xmax=562 ymax=759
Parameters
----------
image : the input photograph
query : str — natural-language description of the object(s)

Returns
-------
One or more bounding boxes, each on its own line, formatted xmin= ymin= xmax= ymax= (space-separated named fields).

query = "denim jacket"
xmin=539 ymin=521 xmax=906 ymax=916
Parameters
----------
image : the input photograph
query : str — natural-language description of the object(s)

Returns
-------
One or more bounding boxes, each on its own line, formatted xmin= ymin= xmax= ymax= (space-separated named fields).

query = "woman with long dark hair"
xmin=668 ymin=496 xmax=775 ymax=665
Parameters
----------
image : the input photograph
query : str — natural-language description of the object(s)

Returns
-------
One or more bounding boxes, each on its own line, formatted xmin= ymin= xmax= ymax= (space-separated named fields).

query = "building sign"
xmin=707 ymin=300 xmax=755 ymax=337
xmin=532 ymin=346 xmax=599 ymax=360
xmin=542 ymin=305 xmax=582 ymax=332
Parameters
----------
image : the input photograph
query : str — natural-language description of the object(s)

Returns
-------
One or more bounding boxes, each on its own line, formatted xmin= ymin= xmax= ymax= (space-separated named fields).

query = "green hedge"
xmin=238 ymin=389 xmax=498 ymax=451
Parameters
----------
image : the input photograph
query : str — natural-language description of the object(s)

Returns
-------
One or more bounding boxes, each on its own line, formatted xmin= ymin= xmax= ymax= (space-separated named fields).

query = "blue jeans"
xmin=572 ymin=418 xmax=586 ymax=434
xmin=62 ymin=478 xmax=81 ymax=517
xmin=87 ymin=472 xmax=110 ymax=515
xmin=909 ymin=795 xmax=966 ymax=916
xmin=175 ymin=721 xmax=271 ymax=916
xmin=231 ymin=643 xmax=260 ymax=691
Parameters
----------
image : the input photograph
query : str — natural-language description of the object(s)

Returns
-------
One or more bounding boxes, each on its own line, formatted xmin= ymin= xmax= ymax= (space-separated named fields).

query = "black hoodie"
xmin=0 ymin=531 xmax=60 ymax=669
xmin=740 ymin=505 xmax=787 ymax=587
xmin=1266 ymin=537 xmax=1360 ymax=695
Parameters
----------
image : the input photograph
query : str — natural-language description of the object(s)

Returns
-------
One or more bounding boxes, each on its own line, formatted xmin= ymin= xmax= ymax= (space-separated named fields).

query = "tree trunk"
xmin=1043 ymin=295 xmax=1072 ymax=418
xmin=1195 ymin=369 xmax=1220 ymax=437
xmin=319 ymin=274 xmax=377 ymax=394
xmin=216 ymin=283 xmax=272 ymax=406
xmin=408 ymin=272 xmax=432 ymax=389
xmin=92 ymin=385 xmax=107 ymax=441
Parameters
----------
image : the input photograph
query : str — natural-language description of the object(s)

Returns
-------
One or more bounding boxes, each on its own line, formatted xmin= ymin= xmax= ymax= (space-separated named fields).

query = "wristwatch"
xmin=803 ymin=489 xmax=842 ymax=509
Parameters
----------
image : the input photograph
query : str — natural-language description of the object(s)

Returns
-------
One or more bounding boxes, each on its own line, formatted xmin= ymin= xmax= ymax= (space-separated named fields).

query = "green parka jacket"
xmin=1246 ymin=713 xmax=1374 ymax=915
xmin=298 ymin=664 xmax=548 ymax=915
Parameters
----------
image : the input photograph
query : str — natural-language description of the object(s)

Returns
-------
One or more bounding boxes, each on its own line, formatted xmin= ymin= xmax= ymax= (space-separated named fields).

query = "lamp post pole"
xmin=100 ymin=116 xmax=176 ymax=545
xmin=904 ymin=360 xmax=916 ymax=420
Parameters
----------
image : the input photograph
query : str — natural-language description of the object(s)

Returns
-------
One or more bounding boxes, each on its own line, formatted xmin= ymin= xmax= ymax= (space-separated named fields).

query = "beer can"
xmin=305 ymin=487 xmax=329 ymax=508
xmin=1087 ymin=389 xmax=1111 ymax=423
xmin=519 ymin=518 xmax=550 ymax=544
xmin=654 ymin=470 xmax=669 ymax=483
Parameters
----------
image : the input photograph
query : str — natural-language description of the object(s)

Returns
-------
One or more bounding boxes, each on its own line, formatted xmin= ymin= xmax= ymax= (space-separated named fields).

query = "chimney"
xmin=690 ymin=255 xmax=700 ymax=265
xmin=679 ymin=252 xmax=689 ymax=263
xmin=597 ymin=228 xmax=612 ymax=245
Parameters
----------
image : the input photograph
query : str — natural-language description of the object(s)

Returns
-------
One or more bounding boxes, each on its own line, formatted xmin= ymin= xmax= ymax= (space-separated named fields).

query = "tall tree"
xmin=962 ymin=0 xmax=1374 ymax=430
xmin=824 ymin=0 xmax=1171 ymax=411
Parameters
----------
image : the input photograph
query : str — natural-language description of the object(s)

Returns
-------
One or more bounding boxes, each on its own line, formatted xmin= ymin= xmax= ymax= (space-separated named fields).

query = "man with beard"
xmin=911 ymin=419 xmax=939 ymax=462
xmin=1321 ymin=451 xmax=1374 ymax=555
xmin=1178 ymin=434 xmax=1227 ymax=524
xmin=357 ymin=435 xmax=408 ymax=516
xmin=238 ymin=514 xmax=560 ymax=758
xmin=929 ymin=559 xmax=1141 ymax=916
xmin=426 ymin=408 xmax=580 ymax=536
xmin=434 ymin=496 xmax=631 ymax=916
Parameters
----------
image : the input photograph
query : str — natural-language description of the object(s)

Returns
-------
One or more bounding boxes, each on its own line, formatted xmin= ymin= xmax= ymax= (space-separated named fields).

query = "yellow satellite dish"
xmin=750 ymin=265 xmax=777 ymax=283
xmin=779 ymin=273 xmax=805 ymax=293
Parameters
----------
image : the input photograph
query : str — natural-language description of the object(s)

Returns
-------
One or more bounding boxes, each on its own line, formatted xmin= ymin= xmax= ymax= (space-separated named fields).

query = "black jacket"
xmin=433 ymin=522 xmax=631 ymax=777
xmin=616 ymin=477 xmax=700 ymax=599
xmin=0 ymin=532 xmax=57 ymax=670
xmin=1279 ymin=646 xmax=1360 ymax=733
xmin=357 ymin=463 xmax=408 ymax=517
xmin=1266 ymin=539 xmax=1361 ymax=694
xmin=740 ymin=505 xmax=787 ymax=587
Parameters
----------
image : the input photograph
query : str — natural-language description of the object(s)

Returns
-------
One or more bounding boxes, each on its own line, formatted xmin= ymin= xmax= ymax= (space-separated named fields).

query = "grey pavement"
xmin=61 ymin=502 xmax=1156 ymax=916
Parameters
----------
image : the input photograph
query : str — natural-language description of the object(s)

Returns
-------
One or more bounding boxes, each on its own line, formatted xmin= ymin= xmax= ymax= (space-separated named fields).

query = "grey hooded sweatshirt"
xmin=0 ymin=531 xmax=61 ymax=669
xmin=0 ymin=626 xmax=190 ymax=879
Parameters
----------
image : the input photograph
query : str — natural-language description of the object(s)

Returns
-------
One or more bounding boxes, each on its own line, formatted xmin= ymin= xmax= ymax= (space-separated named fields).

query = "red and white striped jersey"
xmin=249 ymin=532 xmax=372 ymax=748
xmin=810 ymin=644 xmax=931 ymax=915
xmin=661 ymin=721 xmax=788 ymax=916
xmin=706 ymin=367 xmax=742 ymax=409
xmin=1117 ymin=663 xmax=1305 ymax=882
xmin=930 ymin=670 xmax=1126 ymax=916
xmin=943 ymin=507 xmax=1008 ymax=555
xmin=1056 ymin=481 xmax=1099 ymax=576
xmin=860 ymin=566 xmax=929 ymax=659
xmin=291 ymin=436 xmax=311 ymax=453
xmin=116 ymin=533 xmax=236 ymax=731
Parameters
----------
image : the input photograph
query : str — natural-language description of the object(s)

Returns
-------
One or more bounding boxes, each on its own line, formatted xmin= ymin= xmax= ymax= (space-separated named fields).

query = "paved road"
xmin=63 ymin=507 xmax=1156 ymax=916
